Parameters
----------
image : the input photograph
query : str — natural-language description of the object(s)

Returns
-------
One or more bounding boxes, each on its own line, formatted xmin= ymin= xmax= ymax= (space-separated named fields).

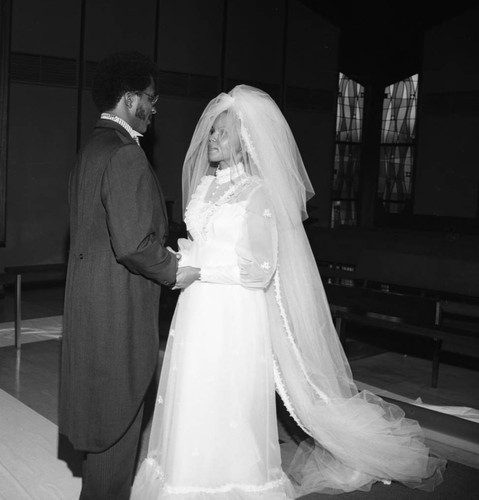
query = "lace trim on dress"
xmin=215 ymin=162 xmax=246 ymax=185
xmin=185 ymin=174 xmax=254 ymax=242
xmin=200 ymin=177 xmax=249 ymax=236
xmin=143 ymin=458 xmax=288 ymax=495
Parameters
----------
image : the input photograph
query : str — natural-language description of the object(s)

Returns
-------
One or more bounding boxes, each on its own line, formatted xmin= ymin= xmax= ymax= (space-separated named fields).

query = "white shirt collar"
xmin=100 ymin=113 xmax=143 ymax=144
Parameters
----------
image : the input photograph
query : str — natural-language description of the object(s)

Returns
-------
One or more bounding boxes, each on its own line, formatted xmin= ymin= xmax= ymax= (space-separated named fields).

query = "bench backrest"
xmin=323 ymin=282 xmax=439 ymax=326
xmin=356 ymin=250 xmax=479 ymax=297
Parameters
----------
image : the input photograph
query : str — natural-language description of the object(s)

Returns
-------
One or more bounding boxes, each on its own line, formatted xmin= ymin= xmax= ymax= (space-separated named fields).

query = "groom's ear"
xmin=124 ymin=92 xmax=135 ymax=109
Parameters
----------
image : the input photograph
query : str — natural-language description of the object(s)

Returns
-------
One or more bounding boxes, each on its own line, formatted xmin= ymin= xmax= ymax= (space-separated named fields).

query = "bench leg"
xmin=431 ymin=338 xmax=443 ymax=388
xmin=14 ymin=273 xmax=21 ymax=350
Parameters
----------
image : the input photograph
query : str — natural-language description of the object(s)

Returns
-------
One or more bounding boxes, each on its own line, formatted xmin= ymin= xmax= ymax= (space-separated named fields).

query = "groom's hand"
xmin=173 ymin=266 xmax=200 ymax=290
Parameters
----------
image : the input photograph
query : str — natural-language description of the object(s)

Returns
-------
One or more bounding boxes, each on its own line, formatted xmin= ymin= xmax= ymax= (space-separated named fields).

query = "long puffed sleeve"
xmin=101 ymin=144 xmax=177 ymax=286
xmin=200 ymin=182 xmax=278 ymax=288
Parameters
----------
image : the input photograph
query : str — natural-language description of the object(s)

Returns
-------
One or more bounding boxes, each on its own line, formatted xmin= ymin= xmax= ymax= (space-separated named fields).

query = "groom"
xmin=59 ymin=51 xmax=178 ymax=499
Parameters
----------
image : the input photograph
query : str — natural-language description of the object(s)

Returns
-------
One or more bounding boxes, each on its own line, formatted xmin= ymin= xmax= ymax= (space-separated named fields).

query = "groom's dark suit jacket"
xmin=59 ymin=119 xmax=177 ymax=452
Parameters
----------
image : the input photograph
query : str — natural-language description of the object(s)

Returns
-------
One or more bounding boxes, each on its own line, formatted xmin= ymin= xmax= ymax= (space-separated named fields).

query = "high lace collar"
xmin=215 ymin=162 xmax=245 ymax=185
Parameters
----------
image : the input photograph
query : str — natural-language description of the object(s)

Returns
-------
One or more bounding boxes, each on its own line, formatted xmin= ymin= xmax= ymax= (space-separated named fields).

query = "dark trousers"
xmin=79 ymin=405 xmax=144 ymax=500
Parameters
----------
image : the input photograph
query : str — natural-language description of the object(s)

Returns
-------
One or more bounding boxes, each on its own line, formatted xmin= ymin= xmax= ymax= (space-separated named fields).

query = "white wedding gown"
xmin=131 ymin=172 xmax=295 ymax=499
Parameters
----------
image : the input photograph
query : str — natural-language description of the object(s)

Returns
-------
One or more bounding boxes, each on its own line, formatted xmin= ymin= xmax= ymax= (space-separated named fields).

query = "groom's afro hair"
xmin=92 ymin=51 xmax=159 ymax=112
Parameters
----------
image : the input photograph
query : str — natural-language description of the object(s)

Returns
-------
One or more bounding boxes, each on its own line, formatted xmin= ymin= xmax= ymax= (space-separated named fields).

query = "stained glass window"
xmin=378 ymin=74 xmax=418 ymax=214
xmin=331 ymin=73 xmax=363 ymax=227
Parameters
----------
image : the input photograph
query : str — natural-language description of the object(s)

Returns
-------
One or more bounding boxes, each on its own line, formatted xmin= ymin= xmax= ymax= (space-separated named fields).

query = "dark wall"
xmin=5 ymin=0 xmax=479 ymax=297
xmin=416 ymin=5 xmax=479 ymax=219
xmin=0 ymin=0 xmax=338 ymax=269
xmin=4 ymin=0 xmax=79 ymax=266
xmin=305 ymin=5 xmax=479 ymax=296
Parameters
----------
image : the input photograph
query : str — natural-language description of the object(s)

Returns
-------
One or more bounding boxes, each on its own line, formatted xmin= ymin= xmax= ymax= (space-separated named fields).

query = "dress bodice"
xmin=185 ymin=175 xmax=248 ymax=246
xmin=180 ymin=172 xmax=278 ymax=289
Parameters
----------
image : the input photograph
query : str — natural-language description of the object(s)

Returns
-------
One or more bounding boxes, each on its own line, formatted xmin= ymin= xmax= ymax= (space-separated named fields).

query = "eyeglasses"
xmin=138 ymin=91 xmax=159 ymax=106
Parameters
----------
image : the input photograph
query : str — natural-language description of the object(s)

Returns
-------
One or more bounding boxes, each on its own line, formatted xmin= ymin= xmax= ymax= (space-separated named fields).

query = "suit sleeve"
xmin=101 ymin=144 xmax=177 ymax=286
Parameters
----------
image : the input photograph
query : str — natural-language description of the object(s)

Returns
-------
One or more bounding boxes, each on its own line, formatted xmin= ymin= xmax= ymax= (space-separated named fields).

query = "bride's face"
xmin=207 ymin=112 xmax=241 ymax=166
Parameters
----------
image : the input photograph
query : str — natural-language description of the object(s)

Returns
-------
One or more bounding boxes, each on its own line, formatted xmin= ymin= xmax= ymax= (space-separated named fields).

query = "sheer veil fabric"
xmin=133 ymin=85 xmax=446 ymax=498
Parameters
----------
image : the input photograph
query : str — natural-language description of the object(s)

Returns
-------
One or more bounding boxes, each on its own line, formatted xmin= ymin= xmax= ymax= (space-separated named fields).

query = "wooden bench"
xmin=4 ymin=264 xmax=67 ymax=349
xmin=317 ymin=261 xmax=479 ymax=388
xmin=331 ymin=303 xmax=479 ymax=389
xmin=317 ymin=251 xmax=479 ymax=387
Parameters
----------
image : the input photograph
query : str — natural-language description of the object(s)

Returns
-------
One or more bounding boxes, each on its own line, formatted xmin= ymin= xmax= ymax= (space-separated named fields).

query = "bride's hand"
xmin=173 ymin=266 xmax=200 ymax=290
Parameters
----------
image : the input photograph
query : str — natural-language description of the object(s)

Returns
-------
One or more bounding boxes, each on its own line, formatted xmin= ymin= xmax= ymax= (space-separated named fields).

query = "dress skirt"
xmin=131 ymin=280 xmax=294 ymax=499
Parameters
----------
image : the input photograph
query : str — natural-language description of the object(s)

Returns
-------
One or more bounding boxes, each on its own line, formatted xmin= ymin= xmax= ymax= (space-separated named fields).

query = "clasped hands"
xmin=174 ymin=266 xmax=200 ymax=290
xmin=167 ymin=246 xmax=200 ymax=290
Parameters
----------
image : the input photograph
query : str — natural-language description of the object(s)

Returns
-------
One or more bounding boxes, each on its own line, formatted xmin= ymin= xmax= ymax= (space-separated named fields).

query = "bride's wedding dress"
xmin=132 ymin=168 xmax=295 ymax=499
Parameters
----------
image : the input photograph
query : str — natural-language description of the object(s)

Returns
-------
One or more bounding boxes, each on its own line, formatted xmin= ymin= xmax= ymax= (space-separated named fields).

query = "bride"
xmin=131 ymin=85 xmax=446 ymax=499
